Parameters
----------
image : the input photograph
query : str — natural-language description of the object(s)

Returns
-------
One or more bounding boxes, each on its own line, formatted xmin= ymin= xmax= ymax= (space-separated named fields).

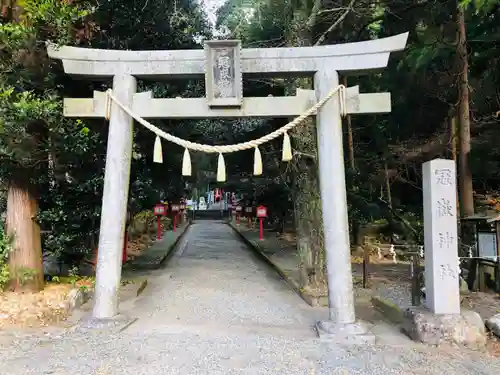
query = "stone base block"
xmin=315 ymin=320 xmax=376 ymax=345
xmin=72 ymin=313 xmax=137 ymax=333
xmin=66 ymin=288 xmax=93 ymax=312
xmin=402 ymin=307 xmax=486 ymax=347
xmin=485 ymin=313 xmax=500 ymax=338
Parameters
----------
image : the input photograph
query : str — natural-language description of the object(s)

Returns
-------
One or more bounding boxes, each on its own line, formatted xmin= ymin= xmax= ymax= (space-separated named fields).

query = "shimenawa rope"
xmin=104 ymin=85 xmax=347 ymax=181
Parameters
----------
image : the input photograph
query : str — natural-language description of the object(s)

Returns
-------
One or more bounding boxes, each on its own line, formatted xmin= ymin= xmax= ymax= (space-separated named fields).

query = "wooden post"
xmin=156 ymin=216 xmax=162 ymax=240
xmin=495 ymin=258 xmax=500 ymax=294
xmin=259 ymin=218 xmax=263 ymax=240
xmin=495 ymin=222 xmax=500 ymax=293
xmin=411 ymin=254 xmax=421 ymax=306
xmin=362 ymin=246 xmax=370 ymax=288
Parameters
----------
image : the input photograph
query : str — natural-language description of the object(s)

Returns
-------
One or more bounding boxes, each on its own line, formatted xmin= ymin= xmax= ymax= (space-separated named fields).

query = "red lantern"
xmin=171 ymin=204 xmax=180 ymax=232
xmin=256 ymin=205 xmax=267 ymax=240
xmin=256 ymin=205 xmax=267 ymax=218
xmin=154 ymin=204 xmax=167 ymax=240
xmin=154 ymin=204 xmax=167 ymax=216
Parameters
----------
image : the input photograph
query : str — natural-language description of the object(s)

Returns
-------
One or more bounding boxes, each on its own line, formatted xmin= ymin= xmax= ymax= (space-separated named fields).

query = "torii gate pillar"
xmin=315 ymin=70 xmax=354 ymax=320
xmin=314 ymin=69 xmax=370 ymax=340
xmin=93 ymin=74 xmax=136 ymax=320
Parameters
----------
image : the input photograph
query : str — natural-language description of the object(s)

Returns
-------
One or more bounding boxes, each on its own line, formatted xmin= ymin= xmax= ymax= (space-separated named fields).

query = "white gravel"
xmin=375 ymin=282 xmax=415 ymax=308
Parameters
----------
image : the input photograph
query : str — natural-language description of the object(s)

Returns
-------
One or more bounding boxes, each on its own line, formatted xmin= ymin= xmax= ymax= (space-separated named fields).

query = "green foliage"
xmin=11 ymin=266 xmax=39 ymax=286
xmin=89 ymin=0 xmax=210 ymax=50
xmin=0 ymin=88 xmax=59 ymax=171
xmin=0 ymin=0 xmax=101 ymax=262
xmin=20 ymin=0 xmax=91 ymax=26
xmin=0 ymin=221 xmax=12 ymax=290
xmin=51 ymin=273 xmax=96 ymax=291
xmin=459 ymin=0 xmax=498 ymax=12
xmin=0 ymin=0 xmax=211 ymax=271
xmin=213 ymin=0 xmax=500 ymax=251
xmin=0 ymin=0 xmax=90 ymax=178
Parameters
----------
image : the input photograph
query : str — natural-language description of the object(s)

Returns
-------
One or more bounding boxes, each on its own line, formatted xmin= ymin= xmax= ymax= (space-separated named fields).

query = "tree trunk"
xmin=293 ymin=160 xmax=323 ymax=288
xmin=384 ymin=162 xmax=393 ymax=210
xmin=6 ymin=182 xmax=44 ymax=292
xmin=343 ymin=76 xmax=355 ymax=170
xmin=457 ymin=4 xmax=474 ymax=217
xmin=0 ymin=0 xmax=21 ymax=21
xmin=450 ymin=115 xmax=457 ymax=162
xmin=288 ymin=72 xmax=324 ymax=288
xmin=383 ymin=162 xmax=396 ymax=243
xmin=450 ymin=115 xmax=461 ymax=215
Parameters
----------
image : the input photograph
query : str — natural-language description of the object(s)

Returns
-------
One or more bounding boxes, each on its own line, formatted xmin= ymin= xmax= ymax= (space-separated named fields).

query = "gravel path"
xmin=126 ymin=222 xmax=326 ymax=335
xmin=1 ymin=222 xmax=500 ymax=374
xmin=375 ymin=282 xmax=415 ymax=307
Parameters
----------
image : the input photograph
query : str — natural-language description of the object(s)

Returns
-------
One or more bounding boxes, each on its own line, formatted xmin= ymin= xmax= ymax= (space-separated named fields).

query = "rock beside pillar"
xmin=485 ymin=313 xmax=500 ymax=338
xmin=402 ymin=307 xmax=486 ymax=348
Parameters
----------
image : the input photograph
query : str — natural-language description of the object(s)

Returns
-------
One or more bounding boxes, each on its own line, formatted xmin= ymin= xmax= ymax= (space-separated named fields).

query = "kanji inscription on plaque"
xmin=205 ymin=40 xmax=242 ymax=107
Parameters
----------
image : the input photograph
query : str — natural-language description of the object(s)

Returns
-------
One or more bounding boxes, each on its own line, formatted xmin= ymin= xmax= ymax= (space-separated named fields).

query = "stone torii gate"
xmin=48 ymin=33 xmax=408 ymax=340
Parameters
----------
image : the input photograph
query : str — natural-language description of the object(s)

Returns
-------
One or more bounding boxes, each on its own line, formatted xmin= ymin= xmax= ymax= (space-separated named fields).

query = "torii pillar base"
xmin=315 ymin=321 xmax=375 ymax=345
xmin=75 ymin=313 xmax=137 ymax=333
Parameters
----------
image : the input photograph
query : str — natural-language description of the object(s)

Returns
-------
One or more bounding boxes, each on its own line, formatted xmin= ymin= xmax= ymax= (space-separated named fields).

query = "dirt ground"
xmin=0 ymin=228 xmax=158 ymax=329
xmin=124 ymin=232 xmax=157 ymax=260
xmin=0 ymin=283 xmax=73 ymax=328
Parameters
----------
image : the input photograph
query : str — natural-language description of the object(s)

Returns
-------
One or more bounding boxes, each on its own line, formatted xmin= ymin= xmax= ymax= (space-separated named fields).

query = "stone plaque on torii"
xmin=48 ymin=33 xmax=408 ymax=341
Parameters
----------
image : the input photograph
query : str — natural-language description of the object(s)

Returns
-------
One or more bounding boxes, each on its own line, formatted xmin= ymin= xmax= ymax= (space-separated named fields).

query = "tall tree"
xmin=0 ymin=0 xmax=90 ymax=290
xmin=457 ymin=1 xmax=474 ymax=217
xmin=215 ymin=0 xmax=500 ymax=247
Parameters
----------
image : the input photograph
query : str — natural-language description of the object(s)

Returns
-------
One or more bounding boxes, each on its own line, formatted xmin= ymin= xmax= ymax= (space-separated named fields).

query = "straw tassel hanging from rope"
xmin=253 ymin=147 xmax=262 ymax=176
xmin=282 ymin=131 xmax=292 ymax=161
xmin=153 ymin=135 xmax=163 ymax=163
xmin=106 ymin=84 xmax=345 ymax=178
xmin=217 ymin=153 xmax=226 ymax=182
xmin=182 ymin=148 xmax=191 ymax=176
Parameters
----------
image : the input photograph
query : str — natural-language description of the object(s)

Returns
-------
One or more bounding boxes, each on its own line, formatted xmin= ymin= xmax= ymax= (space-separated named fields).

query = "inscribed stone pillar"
xmin=314 ymin=70 xmax=356 ymax=325
xmin=422 ymin=159 xmax=460 ymax=315
xmin=93 ymin=74 xmax=136 ymax=320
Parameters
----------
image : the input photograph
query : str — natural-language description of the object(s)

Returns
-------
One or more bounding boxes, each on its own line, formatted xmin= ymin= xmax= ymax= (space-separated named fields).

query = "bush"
xmin=0 ymin=222 xmax=13 ymax=291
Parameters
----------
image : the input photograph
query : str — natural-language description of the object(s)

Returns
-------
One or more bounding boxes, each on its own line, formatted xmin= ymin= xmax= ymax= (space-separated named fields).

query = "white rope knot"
xmin=105 ymin=89 xmax=113 ymax=120
xmin=338 ymin=85 xmax=347 ymax=117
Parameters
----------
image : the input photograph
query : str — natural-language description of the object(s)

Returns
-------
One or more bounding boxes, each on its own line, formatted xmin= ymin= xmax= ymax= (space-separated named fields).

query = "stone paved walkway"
xmin=1 ymin=222 xmax=500 ymax=374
